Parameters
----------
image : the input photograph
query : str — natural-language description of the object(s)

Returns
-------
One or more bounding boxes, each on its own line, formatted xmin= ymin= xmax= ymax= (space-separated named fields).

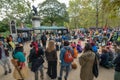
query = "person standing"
xmin=28 ymin=42 xmax=44 ymax=80
xmin=41 ymin=32 xmax=47 ymax=49
xmin=79 ymin=43 xmax=96 ymax=80
xmin=114 ymin=48 xmax=120 ymax=80
xmin=45 ymin=40 xmax=57 ymax=80
xmin=8 ymin=35 xmax=15 ymax=50
xmin=58 ymin=41 xmax=74 ymax=80
xmin=0 ymin=41 xmax=11 ymax=75
xmin=17 ymin=34 xmax=24 ymax=44
xmin=32 ymin=33 xmax=36 ymax=42
xmin=12 ymin=44 xmax=28 ymax=80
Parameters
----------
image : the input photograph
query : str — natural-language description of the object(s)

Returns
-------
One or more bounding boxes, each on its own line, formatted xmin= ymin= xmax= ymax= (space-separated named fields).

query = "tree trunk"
xmin=96 ymin=0 xmax=99 ymax=28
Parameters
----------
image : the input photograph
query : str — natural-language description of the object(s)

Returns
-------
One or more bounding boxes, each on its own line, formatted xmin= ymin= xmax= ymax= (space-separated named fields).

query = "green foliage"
xmin=0 ymin=0 xmax=120 ymax=30
xmin=0 ymin=0 xmax=32 ymax=30
xmin=38 ymin=0 xmax=69 ymax=26
xmin=26 ymin=24 xmax=32 ymax=28
xmin=0 ymin=18 xmax=9 ymax=32
xmin=68 ymin=0 xmax=120 ymax=29
xmin=68 ymin=0 xmax=96 ymax=28
xmin=0 ymin=31 xmax=10 ymax=37
xmin=0 ymin=22 xmax=9 ymax=32
xmin=100 ymin=0 xmax=120 ymax=27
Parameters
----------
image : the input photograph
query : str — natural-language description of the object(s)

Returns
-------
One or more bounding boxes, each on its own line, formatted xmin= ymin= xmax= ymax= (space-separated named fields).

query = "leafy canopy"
xmin=38 ymin=0 xmax=69 ymax=26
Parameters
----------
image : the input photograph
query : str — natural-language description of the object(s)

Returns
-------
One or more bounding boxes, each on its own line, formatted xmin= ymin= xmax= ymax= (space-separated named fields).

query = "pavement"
xmin=0 ymin=41 xmax=114 ymax=80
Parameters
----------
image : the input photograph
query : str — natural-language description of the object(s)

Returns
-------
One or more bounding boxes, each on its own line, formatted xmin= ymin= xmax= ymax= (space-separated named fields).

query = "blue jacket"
xmin=92 ymin=46 xmax=98 ymax=53
xmin=60 ymin=46 xmax=74 ymax=66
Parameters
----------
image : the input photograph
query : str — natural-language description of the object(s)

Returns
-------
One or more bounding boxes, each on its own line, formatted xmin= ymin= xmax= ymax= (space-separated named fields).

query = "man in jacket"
xmin=0 ymin=41 xmax=11 ymax=75
xmin=41 ymin=33 xmax=47 ymax=49
xmin=58 ymin=41 xmax=73 ymax=80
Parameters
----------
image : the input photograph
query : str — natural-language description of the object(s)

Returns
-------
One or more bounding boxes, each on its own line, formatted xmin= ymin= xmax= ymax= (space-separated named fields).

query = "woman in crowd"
xmin=45 ymin=40 xmax=58 ymax=80
xmin=7 ymin=35 xmax=15 ymax=51
xmin=12 ymin=44 xmax=28 ymax=80
xmin=79 ymin=43 xmax=96 ymax=80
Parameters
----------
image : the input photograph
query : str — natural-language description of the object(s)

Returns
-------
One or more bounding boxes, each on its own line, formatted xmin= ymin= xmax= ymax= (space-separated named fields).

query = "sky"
xmin=29 ymin=0 xmax=70 ymax=7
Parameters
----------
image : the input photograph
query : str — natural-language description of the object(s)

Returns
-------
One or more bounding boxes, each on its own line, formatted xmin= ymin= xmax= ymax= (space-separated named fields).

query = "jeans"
xmin=0 ymin=58 xmax=11 ymax=72
xmin=47 ymin=61 xmax=57 ymax=79
xmin=34 ymin=65 xmax=44 ymax=80
xmin=59 ymin=65 xmax=70 ymax=79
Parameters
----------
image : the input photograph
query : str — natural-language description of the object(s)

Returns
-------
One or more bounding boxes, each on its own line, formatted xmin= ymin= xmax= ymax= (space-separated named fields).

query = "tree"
xmin=38 ymin=0 xmax=69 ymax=26
xmin=0 ymin=0 xmax=33 ymax=31
xmin=68 ymin=0 xmax=96 ymax=28
xmin=0 ymin=18 xmax=9 ymax=32
xmin=68 ymin=0 xmax=81 ymax=29
xmin=100 ymin=0 xmax=120 ymax=27
xmin=68 ymin=0 xmax=120 ymax=28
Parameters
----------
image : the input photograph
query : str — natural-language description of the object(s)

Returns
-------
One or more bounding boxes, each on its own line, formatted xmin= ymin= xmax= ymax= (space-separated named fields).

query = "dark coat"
xmin=29 ymin=47 xmax=44 ymax=72
xmin=0 ymin=47 xmax=9 ymax=59
xmin=45 ymin=50 xmax=57 ymax=61
xmin=114 ymin=54 xmax=120 ymax=72
xmin=29 ymin=47 xmax=44 ymax=63
xmin=100 ymin=52 xmax=109 ymax=66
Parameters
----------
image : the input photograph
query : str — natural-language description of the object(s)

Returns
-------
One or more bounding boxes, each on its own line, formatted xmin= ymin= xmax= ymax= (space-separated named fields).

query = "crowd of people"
xmin=0 ymin=27 xmax=120 ymax=80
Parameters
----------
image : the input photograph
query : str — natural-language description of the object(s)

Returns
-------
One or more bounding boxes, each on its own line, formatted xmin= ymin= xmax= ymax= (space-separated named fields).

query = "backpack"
xmin=73 ymin=48 xmax=78 ymax=58
xmin=64 ymin=50 xmax=73 ymax=63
